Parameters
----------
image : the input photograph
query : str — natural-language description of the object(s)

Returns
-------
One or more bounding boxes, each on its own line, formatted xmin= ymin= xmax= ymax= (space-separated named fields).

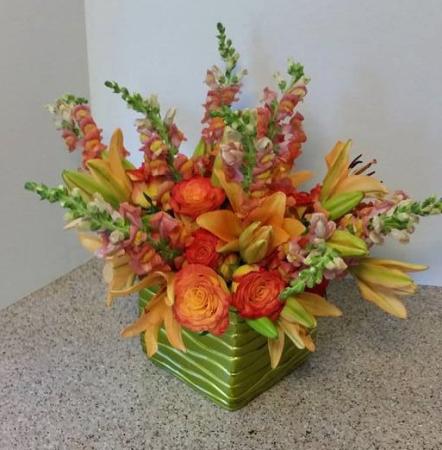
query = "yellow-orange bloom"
xmin=173 ymin=264 xmax=230 ymax=335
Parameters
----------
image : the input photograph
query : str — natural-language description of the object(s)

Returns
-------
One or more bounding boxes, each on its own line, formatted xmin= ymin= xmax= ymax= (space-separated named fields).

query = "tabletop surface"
xmin=1 ymin=260 xmax=441 ymax=450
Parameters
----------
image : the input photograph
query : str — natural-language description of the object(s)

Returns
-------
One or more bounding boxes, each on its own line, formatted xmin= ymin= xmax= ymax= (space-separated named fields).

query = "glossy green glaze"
xmin=139 ymin=295 xmax=315 ymax=410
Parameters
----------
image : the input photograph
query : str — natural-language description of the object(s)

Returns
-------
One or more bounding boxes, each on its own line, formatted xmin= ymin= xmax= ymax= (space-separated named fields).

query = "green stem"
xmin=24 ymin=182 xmax=180 ymax=262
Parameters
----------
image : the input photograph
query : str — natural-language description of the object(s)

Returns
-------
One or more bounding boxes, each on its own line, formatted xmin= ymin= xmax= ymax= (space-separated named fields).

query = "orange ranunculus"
xmin=173 ymin=264 xmax=230 ymax=335
xmin=232 ymin=268 xmax=285 ymax=319
xmin=170 ymin=177 xmax=225 ymax=218
xmin=185 ymin=229 xmax=220 ymax=268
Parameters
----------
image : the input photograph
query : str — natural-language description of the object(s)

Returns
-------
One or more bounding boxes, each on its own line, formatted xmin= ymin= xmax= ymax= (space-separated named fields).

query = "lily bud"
xmin=239 ymin=221 xmax=273 ymax=263
xmin=219 ymin=254 xmax=240 ymax=281
xmin=323 ymin=191 xmax=364 ymax=220
xmin=326 ymin=229 xmax=368 ymax=256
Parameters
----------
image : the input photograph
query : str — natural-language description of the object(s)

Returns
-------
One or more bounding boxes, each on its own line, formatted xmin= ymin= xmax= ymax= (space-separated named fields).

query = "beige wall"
xmin=0 ymin=0 xmax=90 ymax=308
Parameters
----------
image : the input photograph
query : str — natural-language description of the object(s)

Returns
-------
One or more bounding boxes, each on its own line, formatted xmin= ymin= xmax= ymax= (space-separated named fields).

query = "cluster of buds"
xmin=367 ymin=194 xmax=442 ymax=244
xmin=104 ymin=81 xmax=186 ymax=182
xmin=47 ymin=95 xmax=105 ymax=167
xmin=280 ymin=245 xmax=347 ymax=300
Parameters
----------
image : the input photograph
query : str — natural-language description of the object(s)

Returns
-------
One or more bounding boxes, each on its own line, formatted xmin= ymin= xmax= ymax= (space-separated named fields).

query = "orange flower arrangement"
xmin=26 ymin=22 xmax=441 ymax=376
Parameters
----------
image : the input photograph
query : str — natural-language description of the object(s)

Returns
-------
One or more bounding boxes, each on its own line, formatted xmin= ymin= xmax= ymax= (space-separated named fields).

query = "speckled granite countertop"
xmin=1 ymin=260 xmax=441 ymax=450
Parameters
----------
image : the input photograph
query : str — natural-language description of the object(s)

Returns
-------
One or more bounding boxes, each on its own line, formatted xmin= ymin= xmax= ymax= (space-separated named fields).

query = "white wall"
xmin=0 ymin=0 xmax=90 ymax=308
xmin=85 ymin=0 xmax=442 ymax=285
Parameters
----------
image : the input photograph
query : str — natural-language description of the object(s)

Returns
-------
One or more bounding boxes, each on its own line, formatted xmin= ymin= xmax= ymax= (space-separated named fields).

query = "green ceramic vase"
xmin=139 ymin=294 xmax=315 ymax=411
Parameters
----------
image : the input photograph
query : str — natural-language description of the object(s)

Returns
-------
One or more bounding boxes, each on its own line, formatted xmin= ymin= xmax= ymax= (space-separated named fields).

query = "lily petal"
xmin=109 ymin=272 xmax=166 ymax=298
xmin=282 ymin=218 xmax=306 ymax=237
xmin=108 ymin=129 xmax=132 ymax=196
xmin=299 ymin=326 xmax=316 ymax=352
xmin=296 ymin=292 xmax=343 ymax=317
xmin=356 ymin=280 xmax=407 ymax=319
xmin=217 ymin=239 xmax=240 ymax=253
xmin=213 ymin=167 xmax=244 ymax=213
xmin=289 ymin=171 xmax=313 ymax=187
xmin=280 ymin=319 xmax=305 ymax=349
xmin=325 ymin=140 xmax=347 ymax=168
xmin=351 ymin=263 xmax=414 ymax=290
xmin=120 ymin=293 xmax=166 ymax=337
xmin=247 ymin=192 xmax=287 ymax=228
xmin=268 ymin=326 xmax=285 ymax=369
xmin=78 ymin=232 xmax=102 ymax=253
xmin=144 ymin=321 xmax=162 ymax=357
xmin=270 ymin=226 xmax=290 ymax=251
xmin=367 ymin=259 xmax=428 ymax=273
xmin=164 ymin=306 xmax=186 ymax=352
xmin=197 ymin=210 xmax=242 ymax=242
xmin=333 ymin=175 xmax=388 ymax=197
xmin=320 ymin=140 xmax=351 ymax=201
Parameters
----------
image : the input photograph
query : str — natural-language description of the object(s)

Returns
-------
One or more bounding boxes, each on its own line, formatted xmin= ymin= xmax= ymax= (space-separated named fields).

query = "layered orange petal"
xmin=213 ymin=167 xmax=244 ymax=213
xmin=320 ymin=140 xmax=351 ymax=201
xmin=356 ymin=280 xmax=407 ymax=319
xmin=332 ymin=175 xmax=388 ymax=197
xmin=270 ymin=226 xmax=290 ymax=252
xmin=289 ymin=170 xmax=313 ymax=188
xmin=246 ymin=191 xmax=286 ymax=228
xmin=282 ymin=218 xmax=305 ymax=237
xmin=268 ymin=326 xmax=285 ymax=369
xmin=296 ymin=292 xmax=342 ymax=317
xmin=196 ymin=210 xmax=242 ymax=242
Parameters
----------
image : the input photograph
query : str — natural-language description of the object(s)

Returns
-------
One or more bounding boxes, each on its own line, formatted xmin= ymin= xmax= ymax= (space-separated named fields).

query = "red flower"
xmin=232 ymin=269 xmax=285 ymax=319
xmin=170 ymin=177 xmax=225 ymax=218
xmin=185 ymin=229 xmax=220 ymax=268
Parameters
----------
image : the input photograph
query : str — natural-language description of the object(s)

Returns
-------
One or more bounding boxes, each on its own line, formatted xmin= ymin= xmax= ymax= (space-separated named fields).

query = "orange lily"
xmin=197 ymin=182 xmax=305 ymax=261
xmin=320 ymin=140 xmax=388 ymax=204
xmin=350 ymin=258 xmax=427 ymax=318
xmin=121 ymin=289 xmax=185 ymax=357
xmin=268 ymin=292 xmax=342 ymax=368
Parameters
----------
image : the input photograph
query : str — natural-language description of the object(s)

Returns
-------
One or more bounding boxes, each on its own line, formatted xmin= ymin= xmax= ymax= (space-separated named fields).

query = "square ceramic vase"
xmin=138 ymin=294 xmax=315 ymax=411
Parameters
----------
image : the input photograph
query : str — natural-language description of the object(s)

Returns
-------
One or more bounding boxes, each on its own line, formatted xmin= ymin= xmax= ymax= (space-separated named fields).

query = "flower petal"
xmin=217 ymin=239 xmax=240 ymax=253
xmin=282 ymin=218 xmax=305 ymax=237
xmin=120 ymin=293 xmax=166 ymax=337
xmin=333 ymin=175 xmax=388 ymax=197
xmin=296 ymin=292 xmax=343 ymax=317
xmin=351 ymin=262 xmax=414 ymax=290
xmin=356 ymin=280 xmax=407 ymax=319
xmin=213 ymin=167 xmax=244 ymax=213
xmin=108 ymin=128 xmax=132 ymax=196
xmin=196 ymin=210 xmax=242 ymax=242
xmin=367 ymin=259 xmax=428 ymax=273
xmin=164 ymin=306 xmax=186 ymax=352
xmin=268 ymin=326 xmax=285 ymax=369
xmin=280 ymin=319 xmax=305 ymax=349
xmin=247 ymin=192 xmax=287 ymax=228
xmin=78 ymin=232 xmax=102 ymax=252
xmin=269 ymin=226 xmax=290 ymax=251
xmin=289 ymin=170 xmax=313 ymax=187
xmin=325 ymin=140 xmax=347 ymax=168
xmin=144 ymin=322 xmax=162 ymax=357
xmin=320 ymin=140 xmax=351 ymax=202
xmin=109 ymin=271 xmax=166 ymax=298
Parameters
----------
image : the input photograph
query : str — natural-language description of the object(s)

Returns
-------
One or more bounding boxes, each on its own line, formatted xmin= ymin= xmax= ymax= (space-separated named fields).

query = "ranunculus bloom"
xmin=185 ymin=229 xmax=220 ymax=268
xmin=173 ymin=264 xmax=230 ymax=335
xmin=232 ymin=269 xmax=285 ymax=319
xmin=170 ymin=177 xmax=225 ymax=218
